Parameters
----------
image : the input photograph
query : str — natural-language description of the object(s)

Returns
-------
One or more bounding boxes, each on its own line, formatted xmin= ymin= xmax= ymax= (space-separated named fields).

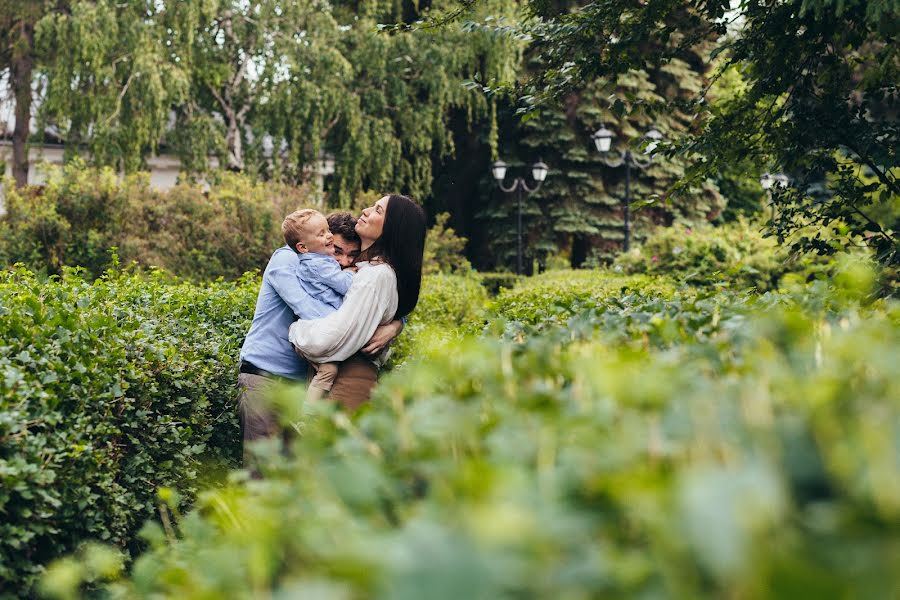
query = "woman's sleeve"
xmin=288 ymin=270 xmax=394 ymax=363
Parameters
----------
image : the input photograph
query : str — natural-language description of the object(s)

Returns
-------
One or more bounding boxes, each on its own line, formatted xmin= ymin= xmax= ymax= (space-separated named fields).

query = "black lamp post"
xmin=491 ymin=159 xmax=549 ymax=275
xmin=591 ymin=125 xmax=663 ymax=252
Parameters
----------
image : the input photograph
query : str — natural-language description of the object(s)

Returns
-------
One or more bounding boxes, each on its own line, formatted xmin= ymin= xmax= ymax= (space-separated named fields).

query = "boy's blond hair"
xmin=282 ymin=208 xmax=322 ymax=251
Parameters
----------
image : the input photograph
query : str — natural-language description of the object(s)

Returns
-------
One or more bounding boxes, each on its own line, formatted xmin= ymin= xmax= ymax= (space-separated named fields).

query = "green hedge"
xmin=41 ymin=262 xmax=900 ymax=598
xmin=491 ymin=269 xmax=679 ymax=327
xmin=0 ymin=268 xmax=488 ymax=595
xmin=389 ymin=273 xmax=489 ymax=369
xmin=475 ymin=272 xmax=521 ymax=296
xmin=612 ymin=219 xmax=826 ymax=291
xmin=0 ymin=267 xmax=256 ymax=595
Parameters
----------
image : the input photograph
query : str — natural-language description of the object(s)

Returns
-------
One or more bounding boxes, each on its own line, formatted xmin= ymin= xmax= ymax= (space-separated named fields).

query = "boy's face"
xmin=332 ymin=234 xmax=360 ymax=267
xmin=296 ymin=213 xmax=334 ymax=255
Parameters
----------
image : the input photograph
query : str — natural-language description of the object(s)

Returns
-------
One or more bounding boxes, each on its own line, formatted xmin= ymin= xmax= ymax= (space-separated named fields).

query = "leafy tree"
xmin=35 ymin=0 xmax=192 ymax=171
xmin=170 ymin=0 xmax=347 ymax=176
xmin=32 ymin=0 xmax=522 ymax=208
xmin=253 ymin=0 xmax=522 ymax=203
xmin=523 ymin=0 xmax=899 ymax=266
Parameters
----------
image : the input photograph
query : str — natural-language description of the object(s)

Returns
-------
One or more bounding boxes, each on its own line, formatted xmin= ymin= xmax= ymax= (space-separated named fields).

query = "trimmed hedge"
xmin=491 ymin=269 xmax=679 ymax=327
xmin=0 ymin=268 xmax=487 ymax=595
xmin=0 ymin=267 xmax=256 ymax=595
xmin=42 ymin=261 xmax=900 ymax=598
xmin=388 ymin=273 xmax=489 ymax=369
xmin=475 ymin=272 xmax=521 ymax=296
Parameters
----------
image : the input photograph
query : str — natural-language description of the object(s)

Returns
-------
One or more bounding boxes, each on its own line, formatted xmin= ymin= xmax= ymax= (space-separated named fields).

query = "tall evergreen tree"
xmin=473 ymin=3 xmax=723 ymax=269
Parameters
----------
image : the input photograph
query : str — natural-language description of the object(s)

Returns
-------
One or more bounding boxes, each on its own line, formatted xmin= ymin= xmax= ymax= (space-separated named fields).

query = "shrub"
xmin=412 ymin=274 xmax=488 ymax=329
xmin=422 ymin=213 xmax=472 ymax=276
xmin=41 ymin=264 xmax=900 ymax=599
xmin=0 ymin=267 xmax=256 ymax=595
xmin=491 ymin=269 xmax=679 ymax=328
xmin=476 ymin=272 xmax=521 ymax=296
xmin=389 ymin=273 xmax=488 ymax=368
xmin=612 ymin=219 xmax=795 ymax=291
xmin=0 ymin=163 xmax=316 ymax=280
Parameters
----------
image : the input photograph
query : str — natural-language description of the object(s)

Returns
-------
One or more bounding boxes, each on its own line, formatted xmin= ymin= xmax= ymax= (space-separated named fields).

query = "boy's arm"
xmin=315 ymin=256 xmax=354 ymax=296
xmin=268 ymin=250 xmax=332 ymax=319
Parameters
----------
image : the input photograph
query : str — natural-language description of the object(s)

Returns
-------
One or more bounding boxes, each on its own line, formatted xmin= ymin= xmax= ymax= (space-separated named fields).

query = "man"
xmin=327 ymin=212 xmax=362 ymax=268
xmin=237 ymin=211 xmax=402 ymax=457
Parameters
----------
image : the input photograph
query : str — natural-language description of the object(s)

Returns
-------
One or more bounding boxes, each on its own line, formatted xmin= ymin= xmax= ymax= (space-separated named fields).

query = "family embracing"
xmin=237 ymin=194 xmax=427 ymax=457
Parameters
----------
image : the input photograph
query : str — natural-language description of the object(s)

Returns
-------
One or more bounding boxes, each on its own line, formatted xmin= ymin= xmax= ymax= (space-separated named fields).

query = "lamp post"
xmin=759 ymin=172 xmax=789 ymax=221
xmin=591 ymin=125 xmax=663 ymax=252
xmin=491 ymin=159 xmax=549 ymax=275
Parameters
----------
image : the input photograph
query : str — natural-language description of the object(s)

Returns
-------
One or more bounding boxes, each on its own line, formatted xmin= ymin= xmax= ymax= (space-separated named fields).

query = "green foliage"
xmin=35 ymin=0 xmax=191 ymax=171
xmin=0 ymin=267 xmax=256 ymax=595
xmin=42 ymin=261 xmax=900 ymax=599
xmin=0 ymin=265 xmax=495 ymax=595
xmin=413 ymin=274 xmax=488 ymax=329
xmin=613 ymin=220 xmax=794 ymax=291
xmin=423 ymin=213 xmax=472 ymax=276
xmin=491 ymin=268 xmax=677 ymax=325
xmin=475 ymin=272 xmax=521 ymax=296
xmin=0 ymin=163 xmax=316 ymax=280
xmin=502 ymin=67 xmax=723 ymax=266
xmin=29 ymin=0 xmax=523 ymax=205
xmin=523 ymin=0 xmax=899 ymax=266
xmin=389 ymin=273 xmax=489 ymax=369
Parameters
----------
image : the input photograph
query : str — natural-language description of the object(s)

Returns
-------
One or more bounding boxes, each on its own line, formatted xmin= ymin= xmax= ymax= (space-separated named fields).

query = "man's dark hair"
xmin=326 ymin=212 xmax=360 ymax=245
xmin=363 ymin=194 xmax=426 ymax=320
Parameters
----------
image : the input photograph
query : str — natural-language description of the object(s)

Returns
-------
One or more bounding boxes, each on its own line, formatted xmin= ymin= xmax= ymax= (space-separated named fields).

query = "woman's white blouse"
xmin=289 ymin=261 xmax=398 ymax=363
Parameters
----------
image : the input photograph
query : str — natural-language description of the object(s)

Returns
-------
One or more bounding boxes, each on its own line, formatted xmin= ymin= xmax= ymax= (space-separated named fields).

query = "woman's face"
xmin=356 ymin=196 xmax=389 ymax=243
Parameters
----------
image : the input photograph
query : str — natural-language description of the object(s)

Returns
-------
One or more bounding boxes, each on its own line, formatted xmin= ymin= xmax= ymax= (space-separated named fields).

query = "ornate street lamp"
xmin=592 ymin=125 xmax=662 ymax=252
xmin=491 ymin=159 xmax=549 ymax=275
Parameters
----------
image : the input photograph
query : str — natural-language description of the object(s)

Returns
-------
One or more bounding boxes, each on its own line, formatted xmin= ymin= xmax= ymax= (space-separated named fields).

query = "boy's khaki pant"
xmin=307 ymin=361 xmax=339 ymax=402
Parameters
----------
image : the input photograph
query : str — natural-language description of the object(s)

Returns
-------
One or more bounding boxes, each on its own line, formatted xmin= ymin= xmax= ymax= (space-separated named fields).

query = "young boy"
xmin=282 ymin=209 xmax=356 ymax=401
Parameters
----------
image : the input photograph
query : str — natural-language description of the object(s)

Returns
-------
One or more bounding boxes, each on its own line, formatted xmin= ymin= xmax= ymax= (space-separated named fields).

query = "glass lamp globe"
xmin=491 ymin=160 xmax=508 ymax=182
xmin=592 ymin=126 xmax=614 ymax=153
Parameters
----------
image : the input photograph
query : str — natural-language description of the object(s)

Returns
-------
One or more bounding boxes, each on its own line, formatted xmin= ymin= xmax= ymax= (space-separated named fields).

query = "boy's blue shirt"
xmin=295 ymin=252 xmax=354 ymax=310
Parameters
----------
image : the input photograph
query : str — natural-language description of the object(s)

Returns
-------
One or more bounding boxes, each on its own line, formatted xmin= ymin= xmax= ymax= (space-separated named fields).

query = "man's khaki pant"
xmin=237 ymin=372 xmax=280 ymax=443
xmin=237 ymin=356 xmax=378 ymax=465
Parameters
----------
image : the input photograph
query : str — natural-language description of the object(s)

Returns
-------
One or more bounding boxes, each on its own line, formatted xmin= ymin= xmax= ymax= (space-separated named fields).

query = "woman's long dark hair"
xmin=362 ymin=194 xmax=426 ymax=320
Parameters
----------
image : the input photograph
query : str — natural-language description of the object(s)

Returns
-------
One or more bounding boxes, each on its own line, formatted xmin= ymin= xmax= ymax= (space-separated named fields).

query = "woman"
xmin=289 ymin=194 xmax=427 ymax=409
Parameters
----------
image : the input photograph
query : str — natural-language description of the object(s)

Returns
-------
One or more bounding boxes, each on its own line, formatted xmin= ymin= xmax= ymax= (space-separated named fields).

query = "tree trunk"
xmin=10 ymin=20 xmax=35 ymax=188
xmin=224 ymin=115 xmax=243 ymax=171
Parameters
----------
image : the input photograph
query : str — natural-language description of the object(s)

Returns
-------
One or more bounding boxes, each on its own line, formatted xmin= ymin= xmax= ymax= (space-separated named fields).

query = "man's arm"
xmin=361 ymin=319 xmax=403 ymax=356
xmin=268 ymin=249 xmax=332 ymax=319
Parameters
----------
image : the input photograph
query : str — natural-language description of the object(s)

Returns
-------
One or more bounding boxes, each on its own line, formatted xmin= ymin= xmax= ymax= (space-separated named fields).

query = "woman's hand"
xmin=361 ymin=319 xmax=403 ymax=356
